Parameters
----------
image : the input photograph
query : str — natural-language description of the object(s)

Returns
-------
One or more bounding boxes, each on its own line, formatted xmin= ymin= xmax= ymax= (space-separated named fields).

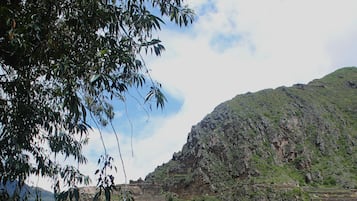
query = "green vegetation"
xmin=164 ymin=192 xmax=219 ymax=201
xmin=147 ymin=67 xmax=357 ymax=200
xmin=0 ymin=0 xmax=194 ymax=200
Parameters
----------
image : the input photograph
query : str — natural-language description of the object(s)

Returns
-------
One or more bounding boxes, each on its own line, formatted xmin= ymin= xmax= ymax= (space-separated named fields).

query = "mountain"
xmin=20 ymin=67 xmax=356 ymax=201
xmin=0 ymin=181 xmax=54 ymax=201
xmin=144 ymin=67 xmax=357 ymax=200
xmin=25 ymin=186 xmax=54 ymax=201
xmin=27 ymin=187 xmax=54 ymax=201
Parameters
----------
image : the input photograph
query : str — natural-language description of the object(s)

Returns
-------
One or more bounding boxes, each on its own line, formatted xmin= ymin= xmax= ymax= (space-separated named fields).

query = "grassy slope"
xmin=147 ymin=67 xmax=357 ymax=200
xmin=224 ymin=67 xmax=357 ymax=199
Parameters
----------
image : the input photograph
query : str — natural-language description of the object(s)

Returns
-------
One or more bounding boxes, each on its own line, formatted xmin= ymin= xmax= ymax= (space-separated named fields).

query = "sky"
xmin=31 ymin=0 xmax=357 ymax=191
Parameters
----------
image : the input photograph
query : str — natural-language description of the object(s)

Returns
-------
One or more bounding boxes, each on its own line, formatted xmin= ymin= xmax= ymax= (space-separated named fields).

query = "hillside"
xmin=0 ymin=181 xmax=54 ymax=201
xmin=27 ymin=186 xmax=55 ymax=201
xmin=144 ymin=67 xmax=357 ymax=200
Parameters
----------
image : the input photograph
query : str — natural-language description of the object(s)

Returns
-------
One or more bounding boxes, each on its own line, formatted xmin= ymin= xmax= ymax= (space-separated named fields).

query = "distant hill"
xmin=0 ymin=181 xmax=54 ymax=201
xmin=144 ymin=67 xmax=357 ymax=200
xmin=27 ymin=186 xmax=54 ymax=201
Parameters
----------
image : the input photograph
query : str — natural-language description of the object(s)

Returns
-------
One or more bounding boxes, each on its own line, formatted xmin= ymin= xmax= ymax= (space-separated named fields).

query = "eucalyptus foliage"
xmin=0 ymin=0 xmax=194 ymax=199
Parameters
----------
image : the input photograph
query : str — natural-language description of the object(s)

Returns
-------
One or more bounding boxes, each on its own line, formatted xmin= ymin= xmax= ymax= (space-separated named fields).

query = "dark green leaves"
xmin=94 ymin=155 xmax=117 ymax=201
xmin=145 ymin=85 xmax=167 ymax=109
xmin=55 ymin=187 xmax=81 ymax=201
xmin=141 ymin=39 xmax=166 ymax=56
xmin=152 ymin=0 xmax=195 ymax=27
xmin=0 ymin=0 xmax=194 ymax=199
xmin=90 ymin=74 xmax=101 ymax=83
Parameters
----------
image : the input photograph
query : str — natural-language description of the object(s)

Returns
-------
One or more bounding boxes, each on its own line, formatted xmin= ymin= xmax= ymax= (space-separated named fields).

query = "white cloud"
xmin=76 ymin=114 xmax=192 ymax=185
xmin=134 ymin=0 xmax=357 ymax=182
xmin=33 ymin=0 xmax=357 ymax=191
xmin=327 ymin=26 xmax=357 ymax=68
xmin=103 ymin=0 xmax=357 ymax=185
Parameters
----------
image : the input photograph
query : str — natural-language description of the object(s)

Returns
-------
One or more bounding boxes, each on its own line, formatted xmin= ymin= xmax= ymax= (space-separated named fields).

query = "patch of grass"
xmin=283 ymin=187 xmax=310 ymax=201
xmin=190 ymin=195 xmax=220 ymax=201
xmin=250 ymin=154 xmax=306 ymax=186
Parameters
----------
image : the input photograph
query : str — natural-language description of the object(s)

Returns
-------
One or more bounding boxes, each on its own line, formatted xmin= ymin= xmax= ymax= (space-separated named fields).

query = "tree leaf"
xmin=90 ymin=74 xmax=101 ymax=83
xmin=105 ymin=187 xmax=111 ymax=201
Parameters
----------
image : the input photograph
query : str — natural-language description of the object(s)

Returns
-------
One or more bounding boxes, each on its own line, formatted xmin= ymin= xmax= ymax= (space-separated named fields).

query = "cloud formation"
xmin=33 ymin=0 xmax=357 ymax=190
xmin=99 ymin=0 xmax=357 ymax=185
xmin=131 ymin=0 xmax=357 ymax=181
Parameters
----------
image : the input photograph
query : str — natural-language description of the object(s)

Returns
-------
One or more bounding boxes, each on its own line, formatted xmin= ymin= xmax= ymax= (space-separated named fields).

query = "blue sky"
xmin=31 ymin=0 xmax=357 ymax=190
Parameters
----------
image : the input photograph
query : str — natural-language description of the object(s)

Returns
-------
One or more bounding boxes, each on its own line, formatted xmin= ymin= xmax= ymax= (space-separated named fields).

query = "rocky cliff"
xmin=145 ymin=67 xmax=357 ymax=200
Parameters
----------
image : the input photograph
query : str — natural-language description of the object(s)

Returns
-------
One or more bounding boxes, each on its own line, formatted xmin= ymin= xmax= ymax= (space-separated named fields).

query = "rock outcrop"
xmin=145 ymin=67 xmax=357 ymax=200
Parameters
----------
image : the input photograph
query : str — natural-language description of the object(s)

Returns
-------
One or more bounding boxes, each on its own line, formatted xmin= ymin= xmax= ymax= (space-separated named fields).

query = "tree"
xmin=0 ymin=0 xmax=194 ymax=200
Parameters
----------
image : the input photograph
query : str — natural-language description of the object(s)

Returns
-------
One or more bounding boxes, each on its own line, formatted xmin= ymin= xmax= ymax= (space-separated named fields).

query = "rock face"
xmin=78 ymin=183 xmax=166 ymax=201
xmin=145 ymin=67 xmax=357 ymax=200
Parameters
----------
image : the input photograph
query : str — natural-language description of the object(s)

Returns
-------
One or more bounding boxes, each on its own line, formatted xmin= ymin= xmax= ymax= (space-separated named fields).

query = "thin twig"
xmin=89 ymin=112 xmax=107 ymax=155
xmin=128 ymin=89 xmax=151 ymax=122
xmin=123 ymin=95 xmax=135 ymax=157
xmin=110 ymin=121 xmax=127 ymax=184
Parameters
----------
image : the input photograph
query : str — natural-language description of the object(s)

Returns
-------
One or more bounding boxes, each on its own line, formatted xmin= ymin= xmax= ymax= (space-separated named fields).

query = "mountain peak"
xmin=145 ymin=67 xmax=357 ymax=200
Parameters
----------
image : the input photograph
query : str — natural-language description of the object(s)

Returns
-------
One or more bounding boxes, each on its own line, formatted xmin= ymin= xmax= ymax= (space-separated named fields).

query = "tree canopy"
xmin=0 ymin=0 xmax=194 ymax=199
